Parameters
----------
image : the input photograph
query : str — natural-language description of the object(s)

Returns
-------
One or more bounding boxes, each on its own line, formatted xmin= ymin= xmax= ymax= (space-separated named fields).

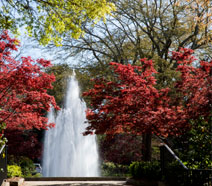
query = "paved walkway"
xmin=24 ymin=181 xmax=130 ymax=186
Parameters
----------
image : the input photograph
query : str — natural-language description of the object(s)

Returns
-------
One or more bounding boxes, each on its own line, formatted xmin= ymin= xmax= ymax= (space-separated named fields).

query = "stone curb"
xmin=25 ymin=177 xmax=126 ymax=181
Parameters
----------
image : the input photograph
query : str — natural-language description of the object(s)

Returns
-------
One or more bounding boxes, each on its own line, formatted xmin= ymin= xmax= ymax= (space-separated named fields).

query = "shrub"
xmin=31 ymin=173 xmax=42 ymax=177
xmin=164 ymin=161 xmax=211 ymax=186
xmin=7 ymin=165 xmax=22 ymax=178
xmin=7 ymin=155 xmax=36 ymax=177
xmin=18 ymin=157 xmax=35 ymax=177
xmin=101 ymin=162 xmax=129 ymax=177
xmin=161 ymin=161 xmax=187 ymax=186
xmin=129 ymin=161 xmax=161 ymax=180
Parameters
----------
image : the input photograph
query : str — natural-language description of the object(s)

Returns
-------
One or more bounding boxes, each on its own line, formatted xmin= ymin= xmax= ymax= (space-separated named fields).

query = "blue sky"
xmin=14 ymin=30 xmax=79 ymax=67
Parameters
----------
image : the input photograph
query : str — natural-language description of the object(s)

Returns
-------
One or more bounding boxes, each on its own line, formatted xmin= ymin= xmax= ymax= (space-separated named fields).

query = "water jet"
xmin=42 ymin=73 xmax=99 ymax=177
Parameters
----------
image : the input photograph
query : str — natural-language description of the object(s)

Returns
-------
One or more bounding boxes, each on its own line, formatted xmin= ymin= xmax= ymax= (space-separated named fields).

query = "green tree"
xmin=53 ymin=0 xmax=212 ymax=63
xmin=48 ymin=0 xmax=212 ymax=92
xmin=45 ymin=63 xmax=99 ymax=107
xmin=45 ymin=64 xmax=73 ymax=107
xmin=0 ymin=0 xmax=115 ymax=45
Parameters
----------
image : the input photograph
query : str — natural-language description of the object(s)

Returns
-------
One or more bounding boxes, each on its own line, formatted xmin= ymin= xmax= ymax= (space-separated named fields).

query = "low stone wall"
xmin=2 ymin=178 xmax=24 ymax=186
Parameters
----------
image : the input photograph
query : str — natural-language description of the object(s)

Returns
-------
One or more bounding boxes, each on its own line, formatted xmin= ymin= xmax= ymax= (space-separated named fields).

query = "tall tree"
xmin=48 ymin=0 xmax=212 ymax=95
xmin=0 ymin=30 xmax=59 ymax=131
xmin=53 ymin=0 xmax=212 ymax=64
xmin=83 ymin=48 xmax=212 ymax=160
xmin=0 ymin=0 xmax=115 ymax=45
xmin=83 ymin=58 xmax=180 ymax=161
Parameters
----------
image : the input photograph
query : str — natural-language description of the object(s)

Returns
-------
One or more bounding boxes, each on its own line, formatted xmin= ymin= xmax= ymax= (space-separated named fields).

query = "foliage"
xmin=173 ymin=116 xmax=212 ymax=169
xmin=170 ymin=48 xmax=212 ymax=168
xmin=99 ymin=134 xmax=142 ymax=165
xmin=83 ymin=48 xmax=212 ymax=135
xmin=0 ymin=30 xmax=59 ymax=131
xmin=151 ymin=137 xmax=161 ymax=161
xmin=101 ymin=162 xmax=129 ymax=177
xmin=83 ymin=48 xmax=212 ymax=161
xmin=45 ymin=63 xmax=105 ymax=107
xmin=163 ymin=161 xmax=187 ymax=186
xmin=74 ymin=64 xmax=115 ymax=106
xmin=172 ymin=48 xmax=212 ymax=122
xmin=55 ymin=0 xmax=212 ymax=65
xmin=83 ymin=57 xmax=184 ymax=136
xmin=31 ymin=173 xmax=42 ymax=178
xmin=45 ymin=64 xmax=73 ymax=107
xmin=5 ymin=130 xmax=42 ymax=160
xmin=129 ymin=161 xmax=161 ymax=180
xmin=0 ymin=0 xmax=115 ymax=45
xmin=7 ymin=165 xmax=22 ymax=178
xmin=0 ymin=122 xmax=7 ymax=148
xmin=50 ymin=0 xmax=212 ymax=99
xmin=163 ymin=161 xmax=212 ymax=186
xmin=8 ymin=155 xmax=36 ymax=177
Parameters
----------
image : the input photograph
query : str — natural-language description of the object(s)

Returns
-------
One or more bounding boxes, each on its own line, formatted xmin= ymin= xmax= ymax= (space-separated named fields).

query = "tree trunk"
xmin=142 ymin=133 xmax=152 ymax=161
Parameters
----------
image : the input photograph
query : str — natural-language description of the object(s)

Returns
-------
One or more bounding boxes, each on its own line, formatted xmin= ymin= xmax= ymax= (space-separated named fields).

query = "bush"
xmin=7 ymin=155 xmax=36 ymax=177
xmin=129 ymin=161 xmax=161 ymax=180
xmin=101 ymin=162 xmax=129 ymax=177
xmin=165 ymin=161 xmax=188 ymax=186
xmin=31 ymin=173 xmax=42 ymax=177
xmin=7 ymin=165 xmax=22 ymax=178
xmin=18 ymin=157 xmax=35 ymax=177
xmin=164 ymin=161 xmax=211 ymax=186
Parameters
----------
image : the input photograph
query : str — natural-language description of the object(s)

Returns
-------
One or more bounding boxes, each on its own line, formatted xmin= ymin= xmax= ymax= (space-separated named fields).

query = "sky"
xmin=14 ymin=31 xmax=79 ymax=67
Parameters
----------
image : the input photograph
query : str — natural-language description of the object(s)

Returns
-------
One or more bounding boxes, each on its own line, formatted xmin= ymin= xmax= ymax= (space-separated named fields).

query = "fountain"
xmin=42 ymin=72 xmax=99 ymax=177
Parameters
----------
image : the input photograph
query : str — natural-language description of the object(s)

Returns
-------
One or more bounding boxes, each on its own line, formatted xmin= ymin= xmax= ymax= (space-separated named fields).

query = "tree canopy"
xmin=54 ymin=0 xmax=212 ymax=64
xmin=5 ymin=129 xmax=42 ymax=160
xmin=47 ymin=0 xmax=212 ymax=96
xmin=0 ymin=0 xmax=115 ymax=45
xmin=83 ymin=48 xmax=212 ymax=138
xmin=0 ymin=31 xmax=59 ymax=131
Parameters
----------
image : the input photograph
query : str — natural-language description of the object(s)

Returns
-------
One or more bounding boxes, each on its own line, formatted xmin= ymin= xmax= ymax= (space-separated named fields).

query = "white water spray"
xmin=42 ymin=73 xmax=99 ymax=177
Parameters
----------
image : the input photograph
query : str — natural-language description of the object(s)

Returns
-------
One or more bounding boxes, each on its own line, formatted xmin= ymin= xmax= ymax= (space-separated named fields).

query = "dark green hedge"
xmin=129 ymin=161 xmax=161 ymax=180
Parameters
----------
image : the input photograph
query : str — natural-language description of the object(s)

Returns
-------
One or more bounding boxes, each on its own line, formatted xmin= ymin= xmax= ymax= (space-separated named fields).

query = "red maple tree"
xmin=173 ymin=48 xmax=212 ymax=124
xmin=83 ymin=59 xmax=185 ymax=136
xmin=83 ymin=48 xmax=212 ymax=160
xmin=0 ymin=30 xmax=59 ymax=131
xmin=5 ymin=129 xmax=42 ymax=159
xmin=99 ymin=134 xmax=143 ymax=165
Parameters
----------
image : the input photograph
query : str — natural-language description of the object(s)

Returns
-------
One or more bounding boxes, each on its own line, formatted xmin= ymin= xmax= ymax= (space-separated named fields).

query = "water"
xmin=42 ymin=73 xmax=99 ymax=177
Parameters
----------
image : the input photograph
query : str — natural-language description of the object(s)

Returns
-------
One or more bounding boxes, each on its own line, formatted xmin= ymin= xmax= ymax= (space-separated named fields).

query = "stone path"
xmin=24 ymin=181 xmax=130 ymax=186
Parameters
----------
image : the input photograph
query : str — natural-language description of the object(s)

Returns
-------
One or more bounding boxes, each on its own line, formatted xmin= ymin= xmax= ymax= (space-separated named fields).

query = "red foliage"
xmin=173 ymin=48 xmax=212 ymax=122
xmin=83 ymin=48 xmax=212 ymax=137
xmin=99 ymin=134 xmax=143 ymax=165
xmin=0 ymin=30 xmax=59 ymax=130
xmin=5 ymin=129 xmax=42 ymax=159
